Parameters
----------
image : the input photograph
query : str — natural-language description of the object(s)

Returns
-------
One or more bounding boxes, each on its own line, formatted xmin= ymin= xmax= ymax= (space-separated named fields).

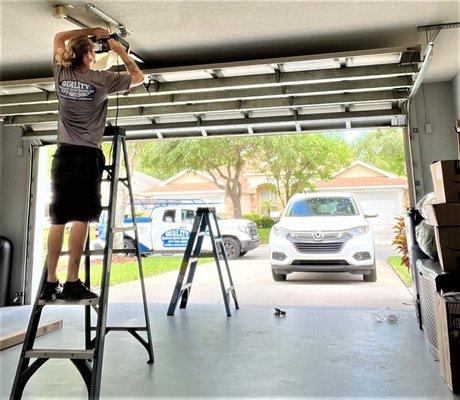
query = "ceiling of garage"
xmin=0 ymin=0 xmax=458 ymax=83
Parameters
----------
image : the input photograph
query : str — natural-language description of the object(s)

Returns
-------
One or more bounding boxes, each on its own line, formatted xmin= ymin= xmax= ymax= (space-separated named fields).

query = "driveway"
xmin=109 ymin=225 xmax=414 ymax=310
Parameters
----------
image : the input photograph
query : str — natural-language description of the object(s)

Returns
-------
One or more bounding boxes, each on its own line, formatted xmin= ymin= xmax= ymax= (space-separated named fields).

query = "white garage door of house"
xmin=353 ymin=190 xmax=404 ymax=226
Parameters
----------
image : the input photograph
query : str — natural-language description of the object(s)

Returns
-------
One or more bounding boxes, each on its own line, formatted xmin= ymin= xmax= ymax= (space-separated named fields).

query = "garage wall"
xmin=453 ymin=73 xmax=460 ymax=119
xmin=0 ymin=124 xmax=34 ymax=305
xmin=409 ymin=81 xmax=458 ymax=197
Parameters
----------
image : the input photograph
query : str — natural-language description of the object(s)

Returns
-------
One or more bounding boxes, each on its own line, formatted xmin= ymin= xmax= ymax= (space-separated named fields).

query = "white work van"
xmin=96 ymin=200 xmax=260 ymax=259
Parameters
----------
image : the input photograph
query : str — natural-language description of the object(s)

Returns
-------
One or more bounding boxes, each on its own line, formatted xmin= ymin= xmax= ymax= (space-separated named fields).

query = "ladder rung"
xmin=90 ymin=326 xmax=147 ymax=332
xmin=181 ymin=283 xmax=192 ymax=292
xmin=225 ymin=286 xmax=234 ymax=294
xmin=113 ymin=226 xmax=135 ymax=232
xmin=80 ymin=249 xmax=139 ymax=256
xmin=101 ymin=206 xmax=110 ymax=211
xmin=215 ymin=237 xmax=223 ymax=243
xmin=25 ymin=349 xmax=94 ymax=359
xmin=190 ymin=257 xmax=198 ymax=263
xmin=38 ymin=298 xmax=99 ymax=306
xmin=197 ymin=232 xmax=205 ymax=237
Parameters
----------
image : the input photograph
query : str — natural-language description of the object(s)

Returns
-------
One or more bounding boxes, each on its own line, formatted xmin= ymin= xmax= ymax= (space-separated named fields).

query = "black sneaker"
xmin=39 ymin=281 xmax=62 ymax=301
xmin=59 ymin=279 xmax=98 ymax=300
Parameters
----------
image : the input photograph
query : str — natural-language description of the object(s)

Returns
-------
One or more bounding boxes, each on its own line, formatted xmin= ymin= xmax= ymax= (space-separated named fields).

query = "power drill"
xmin=92 ymin=33 xmax=129 ymax=53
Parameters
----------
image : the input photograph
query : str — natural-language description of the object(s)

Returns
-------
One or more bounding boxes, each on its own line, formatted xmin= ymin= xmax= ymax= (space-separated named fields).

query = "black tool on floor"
xmin=167 ymin=207 xmax=239 ymax=317
xmin=274 ymin=308 xmax=286 ymax=317
xmin=10 ymin=127 xmax=154 ymax=399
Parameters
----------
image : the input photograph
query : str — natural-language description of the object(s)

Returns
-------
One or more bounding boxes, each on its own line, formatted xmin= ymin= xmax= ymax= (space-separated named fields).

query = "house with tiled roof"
xmin=315 ymin=161 xmax=408 ymax=225
xmin=132 ymin=161 xmax=407 ymax=223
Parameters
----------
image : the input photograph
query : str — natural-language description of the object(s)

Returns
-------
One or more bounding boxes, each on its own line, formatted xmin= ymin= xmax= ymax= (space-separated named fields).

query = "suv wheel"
xmin=223 ymin=237 xmax=241 ymax=260
xmin=363 ymin=267 xmax=377 ymax=282
xmin=272 ymin=269 xmax=287 ymax=281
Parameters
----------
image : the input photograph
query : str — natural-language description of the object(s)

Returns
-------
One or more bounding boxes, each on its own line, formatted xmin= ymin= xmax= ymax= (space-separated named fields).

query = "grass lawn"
xmin=387 ymin=256 xmax=412 ymax=287
xmin=258 ymin=228 xmax=271 ymax=244
xmin=57 ymin=256 xmax=212 ymax=287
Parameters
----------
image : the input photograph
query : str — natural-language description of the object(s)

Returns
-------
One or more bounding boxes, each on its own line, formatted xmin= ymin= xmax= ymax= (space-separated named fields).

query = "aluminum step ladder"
xmin=167 ymin=207 xmax=239 ymax=317
xmin=10 ymin=126 xmax=154 ymax=399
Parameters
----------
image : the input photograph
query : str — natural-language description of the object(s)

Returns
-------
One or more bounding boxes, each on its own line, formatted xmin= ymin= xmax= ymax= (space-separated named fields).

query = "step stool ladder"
xmin=10 ymin=126 xmax=154 ymax=399
xmin=167 ymin=207 xmax=239 ymax=317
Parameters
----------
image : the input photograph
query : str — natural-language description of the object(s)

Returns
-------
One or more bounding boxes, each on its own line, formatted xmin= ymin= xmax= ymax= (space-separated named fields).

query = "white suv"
xmin=269 ymin=192 xmax=376 ymax=282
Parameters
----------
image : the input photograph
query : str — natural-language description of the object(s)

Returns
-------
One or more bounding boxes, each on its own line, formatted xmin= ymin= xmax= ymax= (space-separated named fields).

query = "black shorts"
xmin=49 ymin=144 xmax=105 ymax=225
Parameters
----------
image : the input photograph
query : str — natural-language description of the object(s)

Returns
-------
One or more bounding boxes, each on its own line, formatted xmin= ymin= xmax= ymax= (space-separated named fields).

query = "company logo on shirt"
xmin=58 ymin=80 xmax=96 ymax=101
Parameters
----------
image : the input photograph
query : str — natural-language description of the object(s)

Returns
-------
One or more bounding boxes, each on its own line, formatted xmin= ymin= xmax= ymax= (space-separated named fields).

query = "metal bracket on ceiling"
xmin=275 ymin=69 xmax=281 ymax=84
xmin=417 ymin=21 xmax=460 ymax=44
xmin=293 ymin=108 xmax=301 ymax=133
xmin=144 ymin=76 xmax=160 ymax=93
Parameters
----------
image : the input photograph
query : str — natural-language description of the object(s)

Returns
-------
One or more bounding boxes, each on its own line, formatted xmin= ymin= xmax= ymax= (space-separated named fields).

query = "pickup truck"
xmin=96 ymin=202 xmax=260 ymax=259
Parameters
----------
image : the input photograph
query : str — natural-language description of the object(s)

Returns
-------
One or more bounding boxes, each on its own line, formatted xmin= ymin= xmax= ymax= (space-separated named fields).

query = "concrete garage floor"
xmin=109 ymin=227 xmax=413 ymax=310
xmin=3 ymin=226 xmax=448 ymax=399
xmin=1 ymin=304 xmax=458 ymax=399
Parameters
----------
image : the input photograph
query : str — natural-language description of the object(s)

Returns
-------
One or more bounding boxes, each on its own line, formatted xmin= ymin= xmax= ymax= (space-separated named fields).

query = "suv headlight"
xmin=237 ymin=225 xmax=250 ymax=234
xmin=347 ymin=226 xmax=369 ymax=237
xmin=273 ymin=227 xmax=291 ymax=238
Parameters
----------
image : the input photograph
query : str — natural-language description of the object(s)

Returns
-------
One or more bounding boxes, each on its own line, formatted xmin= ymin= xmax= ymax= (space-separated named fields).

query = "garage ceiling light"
xmin=218 ymin=65 xmax=276 ymax=77
xmin=155 ymin=114 xmax=197 ymax=124
xmin=249 ymin=108 xmax=293 ymax=118
xmin=0 ymin=86 xmax=43 ymax=95
xmin=298 ymin=105 xmax=344 ymax=114
xmin=282 ymin=59 xmax=340 ymax=72
xmin=201 ymin=112 xmax=245 ymax=121
xmin=349 ymin=102 xmax=393 ymax=111
xmin=347 ymin=53 xmax=401 ymax=67
xmin=156 ymin=70 xmax=214 ymax=82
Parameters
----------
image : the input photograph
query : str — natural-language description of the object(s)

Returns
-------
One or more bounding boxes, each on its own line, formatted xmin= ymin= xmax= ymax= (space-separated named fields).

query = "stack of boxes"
xmin=427 ymin=160 xmax=460 ymax=393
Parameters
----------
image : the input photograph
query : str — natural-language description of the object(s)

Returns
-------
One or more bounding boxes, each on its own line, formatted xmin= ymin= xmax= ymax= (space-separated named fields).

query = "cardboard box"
xmin=435 ymin=226 xmax=460 ymax=272
xmin=427 ymin=203 xmax=460 ymax=227
xmin=430 ymin=160 xmax=460 ymax=203
xmin=435 ymin=294 xmax=460 ymax=394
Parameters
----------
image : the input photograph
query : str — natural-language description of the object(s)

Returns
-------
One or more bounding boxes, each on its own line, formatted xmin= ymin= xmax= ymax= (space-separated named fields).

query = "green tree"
xmin=137 ymin=141 xmax=183 ymax=180
xmin=352 ymin=129 xmax=406 ymax=176
xmin=252 ymin=133 xmax=352 ymax=207
xmin=142 ymin=137 xmax=252 ymax=218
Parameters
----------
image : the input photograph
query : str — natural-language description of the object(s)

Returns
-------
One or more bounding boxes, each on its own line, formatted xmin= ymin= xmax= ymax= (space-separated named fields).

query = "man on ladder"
xmin=42 ymin=27 xmax=143 ymax=300
xmin=10 ymin=28 xmax=152 ymax=400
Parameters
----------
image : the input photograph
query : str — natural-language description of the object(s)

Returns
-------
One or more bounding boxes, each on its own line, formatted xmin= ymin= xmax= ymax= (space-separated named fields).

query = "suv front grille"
xmin=291 ymin=260 xmax=349 ymax=265
xmin=293 ymin=242 xmax=344 ymax=253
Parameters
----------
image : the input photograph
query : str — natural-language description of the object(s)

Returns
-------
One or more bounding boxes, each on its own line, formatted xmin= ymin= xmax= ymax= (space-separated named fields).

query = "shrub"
xmin=392 ymin=215 xmax=410 ymax=268
xmin=242 ymin=213 xmax=275 ymax=228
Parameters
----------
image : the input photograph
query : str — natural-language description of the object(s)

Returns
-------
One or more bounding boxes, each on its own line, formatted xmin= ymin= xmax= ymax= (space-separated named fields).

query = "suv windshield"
xmin=285 ymin=197 xmax=359 ymax=217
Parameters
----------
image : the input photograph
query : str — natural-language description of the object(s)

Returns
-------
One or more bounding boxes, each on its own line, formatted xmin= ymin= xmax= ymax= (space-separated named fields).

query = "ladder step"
xmin=181 ymin=283 xmax=192 ymax=292
xmin=225 ymin=286 xmax=234 ymax=294
xmin=190 ymin=257 xmax=198 ymax=263
xmin=101 ymin=206 xmax=110 ymax=211
xmin=25 ymin=349 xmax=94 ymax=360
xmin=90 ymin=326 xmax=147 ymax=332
xmin=38 ymin=298 xmax=99 ymax=306
xmin=102 ymin=177 xmax=128 ymax=182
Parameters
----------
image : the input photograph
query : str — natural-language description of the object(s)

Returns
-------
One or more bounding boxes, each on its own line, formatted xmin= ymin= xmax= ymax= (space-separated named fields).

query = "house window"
xmin=259 ymin=190 xmax=277 ymax=215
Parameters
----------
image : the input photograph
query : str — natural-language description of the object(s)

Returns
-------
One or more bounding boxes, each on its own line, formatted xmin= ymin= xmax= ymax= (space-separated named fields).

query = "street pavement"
xmin=109 ymin=225 xmax=413 ymax=310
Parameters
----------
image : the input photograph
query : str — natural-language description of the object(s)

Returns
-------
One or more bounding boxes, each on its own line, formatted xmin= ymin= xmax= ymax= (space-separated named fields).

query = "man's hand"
xmin=91 ymin=27 xmax=110 ymax=39
xmin=108 ymin=39 xmax=126 ymax=54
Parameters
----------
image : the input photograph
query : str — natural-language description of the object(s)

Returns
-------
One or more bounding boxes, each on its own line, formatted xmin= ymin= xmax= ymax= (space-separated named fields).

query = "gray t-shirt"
xmin=53 ymin=62 xmax=131 ymax=148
